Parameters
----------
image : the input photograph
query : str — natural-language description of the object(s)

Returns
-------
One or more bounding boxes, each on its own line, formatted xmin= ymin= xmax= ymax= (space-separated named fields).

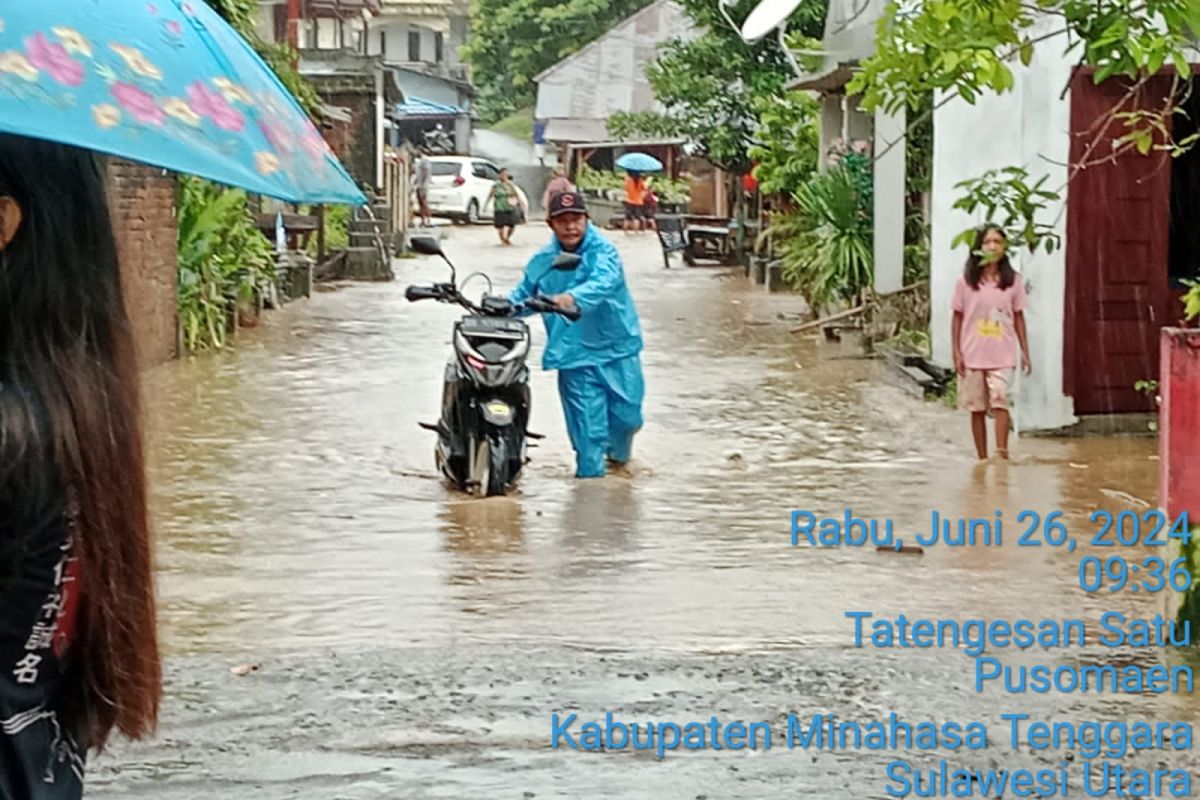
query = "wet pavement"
xmin=89 ymin=224 xmax=1190 ymax=798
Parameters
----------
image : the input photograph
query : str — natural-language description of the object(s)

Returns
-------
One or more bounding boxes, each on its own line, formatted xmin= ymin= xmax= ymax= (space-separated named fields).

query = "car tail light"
xmin=453 ymin=176 xmax=466 ymax=187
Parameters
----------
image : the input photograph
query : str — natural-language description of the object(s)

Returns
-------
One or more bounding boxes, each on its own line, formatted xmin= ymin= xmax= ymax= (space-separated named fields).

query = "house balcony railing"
xmin=382 ymin=59 xmax=470 ymax=83
xmin=303 ymin=0 xmax=382 ymax=16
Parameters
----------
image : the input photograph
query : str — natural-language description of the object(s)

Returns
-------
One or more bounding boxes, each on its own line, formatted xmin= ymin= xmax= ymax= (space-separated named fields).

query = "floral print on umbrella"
xmin=26 ymin=33 xmax=84 ymax=86
xmin=0 ymin=5 xmax=358 ymax=200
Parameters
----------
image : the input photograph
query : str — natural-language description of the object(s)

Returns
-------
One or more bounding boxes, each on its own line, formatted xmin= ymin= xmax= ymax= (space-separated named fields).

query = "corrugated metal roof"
xmin=393 ymin=96 xmax=466 ymax=117
xmin=787 ymin=63 xmax=857 ymax=92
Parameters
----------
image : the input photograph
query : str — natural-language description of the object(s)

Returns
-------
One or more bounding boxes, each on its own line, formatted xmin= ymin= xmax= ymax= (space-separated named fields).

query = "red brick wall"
xmin=106 ymin=160 xmax=178 ymax=367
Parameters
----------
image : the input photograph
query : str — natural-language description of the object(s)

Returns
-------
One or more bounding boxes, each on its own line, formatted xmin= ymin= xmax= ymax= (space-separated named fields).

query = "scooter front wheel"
xmin=486 ymin=437 xmax=511 ymax=496
xmin=470 ymin=437 xmax=511 ymax=497
xmin=470 ymin=438 xmax=491 ymax=497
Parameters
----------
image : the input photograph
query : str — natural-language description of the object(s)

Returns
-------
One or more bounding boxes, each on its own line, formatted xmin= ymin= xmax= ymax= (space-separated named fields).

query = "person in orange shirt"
xmin=623 ymin=171 xmax=648 ymax=234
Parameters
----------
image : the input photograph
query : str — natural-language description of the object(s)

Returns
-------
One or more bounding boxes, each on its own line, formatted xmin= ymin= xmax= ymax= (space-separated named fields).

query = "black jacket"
xmin=0 ymin=385 xmax=83 ymax=800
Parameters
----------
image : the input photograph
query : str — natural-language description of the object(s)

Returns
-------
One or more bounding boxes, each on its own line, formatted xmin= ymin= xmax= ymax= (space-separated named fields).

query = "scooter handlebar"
xmin=526 ymin=296 xmax=582 ymax=322
xmin=405 ymin=285 xmax=443 ymax=302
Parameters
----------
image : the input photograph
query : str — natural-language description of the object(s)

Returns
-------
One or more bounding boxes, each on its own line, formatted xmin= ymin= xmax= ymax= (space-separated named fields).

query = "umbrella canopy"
xmin=0 ymin=1 xmax=366 ymax=205
xmin=615 ymin=152 xmax=663 ymax=173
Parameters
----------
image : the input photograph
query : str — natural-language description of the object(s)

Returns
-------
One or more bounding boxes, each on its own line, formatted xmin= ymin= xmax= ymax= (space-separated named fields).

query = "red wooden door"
xmin=1066 ymin=74 xmax=1175 ymax=414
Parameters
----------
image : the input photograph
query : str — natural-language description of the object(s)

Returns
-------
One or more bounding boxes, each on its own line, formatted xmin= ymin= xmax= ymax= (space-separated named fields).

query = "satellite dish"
xmin=741 ymin=0 xmax=805 ymax=42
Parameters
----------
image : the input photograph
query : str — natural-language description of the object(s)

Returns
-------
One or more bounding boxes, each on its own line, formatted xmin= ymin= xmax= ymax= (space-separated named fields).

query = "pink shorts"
xmin=959 ymin=368 xmax=1012 ymax=413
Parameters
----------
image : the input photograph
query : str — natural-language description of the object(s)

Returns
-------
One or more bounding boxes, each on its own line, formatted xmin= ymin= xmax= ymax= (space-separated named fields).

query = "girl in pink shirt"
xmin=951 ymin=226 xmax=1032 ymax=461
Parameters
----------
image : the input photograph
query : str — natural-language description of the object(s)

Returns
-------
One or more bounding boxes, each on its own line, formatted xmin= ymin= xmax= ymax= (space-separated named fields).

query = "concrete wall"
xmin=930 ymin=12 xmax=1076 ymax=431
xmin=106 ymin=160 xmax=178 ymax=368
xmin=367 ymin=18 xmax=467 ymax=68
xmin=817 ymin=95 xmax=841 ymax=171
xmin=817 ymin=94 xmax=872 ymax=167
xmin=873 ymin=107 xmax=906 ymax=294
xmin=308 ymin=74 xmax=379 ymax=189
xmin=254 ymin=3 xmax=277 ymax=43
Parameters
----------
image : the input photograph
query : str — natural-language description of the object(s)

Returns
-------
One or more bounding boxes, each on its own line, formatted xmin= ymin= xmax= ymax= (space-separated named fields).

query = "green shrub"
xmin=574 ymin=164 xmax=691 ymax=205
xmin=178 ymin=177 xmax=275 ymax=352
xmin=1184 ymin=279 xmax=1199 ymax=321
xmin=304 ymin=204 xmax=351 ymax=258
xmin=1174 ymin=526 xmax=1200 ymax=630
xmin=772 ymin=158 xmax=874 ymax=314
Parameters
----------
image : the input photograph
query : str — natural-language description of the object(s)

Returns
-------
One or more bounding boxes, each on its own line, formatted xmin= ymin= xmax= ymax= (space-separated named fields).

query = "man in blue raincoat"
xmin=508 ymin=191 xmax=645 ymax=479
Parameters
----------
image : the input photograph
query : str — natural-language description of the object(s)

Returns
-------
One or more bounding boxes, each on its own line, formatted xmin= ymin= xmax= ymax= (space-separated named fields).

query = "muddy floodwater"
xmin=89 ymin=225 xmax=1192 ymax=798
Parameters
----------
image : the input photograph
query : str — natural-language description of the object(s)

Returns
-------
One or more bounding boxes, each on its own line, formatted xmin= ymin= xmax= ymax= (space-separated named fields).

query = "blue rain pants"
xmin=558 ymin=354 xmax=645 ymax=479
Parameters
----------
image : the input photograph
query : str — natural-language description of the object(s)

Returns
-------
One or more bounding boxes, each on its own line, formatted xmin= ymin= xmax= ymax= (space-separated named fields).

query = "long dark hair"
xmin=0 ymin=135 xmax=160 ymax=749
xmin=963 ymin=224 xmax=1016 ymax=290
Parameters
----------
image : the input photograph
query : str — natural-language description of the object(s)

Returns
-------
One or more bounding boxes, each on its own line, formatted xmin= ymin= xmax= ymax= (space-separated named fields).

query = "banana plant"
xmin=177 ymin=176 xmax=275 ymax=352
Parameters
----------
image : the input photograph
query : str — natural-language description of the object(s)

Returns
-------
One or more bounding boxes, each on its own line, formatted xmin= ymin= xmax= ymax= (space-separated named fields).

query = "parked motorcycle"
xmin=422 ymin=126 xmax=455 ymax=155
xmin=406 ymin=235 xmax=581 ymax=496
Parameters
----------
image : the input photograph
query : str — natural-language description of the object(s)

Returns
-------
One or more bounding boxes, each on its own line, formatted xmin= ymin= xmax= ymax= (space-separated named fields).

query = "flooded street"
xmin=91 ymin=224 xmax=1190 ymax=798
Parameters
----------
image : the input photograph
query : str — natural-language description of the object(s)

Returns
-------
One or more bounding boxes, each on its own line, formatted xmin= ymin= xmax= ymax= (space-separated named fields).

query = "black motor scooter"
xmin=406 ymin=235 xmax=581 ymax=496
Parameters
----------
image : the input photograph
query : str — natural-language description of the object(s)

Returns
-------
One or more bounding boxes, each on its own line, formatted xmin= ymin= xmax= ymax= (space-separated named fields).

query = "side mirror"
xmin=409 ymin=235 xmax=443 ymax=257
xmin=552 ymin=252 xmax=582 ymax=271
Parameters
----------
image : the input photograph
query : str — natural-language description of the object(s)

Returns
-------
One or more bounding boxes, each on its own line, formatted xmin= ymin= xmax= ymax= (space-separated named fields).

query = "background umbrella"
xmin=0 ymin=1 xmax=366 ymax=205
xmin=615 ymin=152 xmax=664 ymax=173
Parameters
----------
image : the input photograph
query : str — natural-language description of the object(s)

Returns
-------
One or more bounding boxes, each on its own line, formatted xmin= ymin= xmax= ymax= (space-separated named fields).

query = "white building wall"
xmin=874 ymin=106 xmax=907 ymax=294
xmin=367 ymin=19 xmax=450 ymax=65
xmin=930 ymin=14 xmax=1077 ymax=431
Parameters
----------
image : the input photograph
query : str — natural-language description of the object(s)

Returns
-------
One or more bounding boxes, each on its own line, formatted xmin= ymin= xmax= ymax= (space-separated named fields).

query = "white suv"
xmin=424 ymin=156 xmax=529 ymax=224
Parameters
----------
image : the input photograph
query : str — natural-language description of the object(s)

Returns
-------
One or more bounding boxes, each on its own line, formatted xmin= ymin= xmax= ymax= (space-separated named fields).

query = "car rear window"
xmin=431 ymin=163 xmax=461 ymax=177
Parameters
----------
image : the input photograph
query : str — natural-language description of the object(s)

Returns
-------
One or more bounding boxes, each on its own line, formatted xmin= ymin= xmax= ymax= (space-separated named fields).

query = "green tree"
xmin=852 ymin=0 xmax=1200 ymax=116
xmin=610 ymin=0 xmax=826 ymax=174
xmin=847 ymin=0 xmax=1200 ymax=254
xmin=464 ymin=0 xmax=655 ymax=124
xmin=746 ymin=91 xmax=820 ymax=196
xmin=205 ymin=0 xmax=257 ymax=33
xmin=1185 ymin=281 xmax=1200 ymax=321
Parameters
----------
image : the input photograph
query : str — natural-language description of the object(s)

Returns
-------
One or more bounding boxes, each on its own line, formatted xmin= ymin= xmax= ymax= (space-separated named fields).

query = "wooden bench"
xmin=685 ymin=221 xmax=734 ymax=264
xmin=255 ymin=212 xmax=320 ymax=253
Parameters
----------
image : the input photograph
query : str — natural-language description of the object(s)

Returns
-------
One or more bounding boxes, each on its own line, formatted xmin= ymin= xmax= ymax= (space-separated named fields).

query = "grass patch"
xmin=882 ymin=328 xmax=931 ymax=355
xmin=941 ymin=376 xmax=958 ymax=409
xmin=489 ymin=106 xmax=535 ymax=142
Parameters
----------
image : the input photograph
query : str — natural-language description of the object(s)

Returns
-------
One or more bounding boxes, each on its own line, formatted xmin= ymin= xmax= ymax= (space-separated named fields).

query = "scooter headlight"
xmin=482 ymin=399 xmax=515 ymax=426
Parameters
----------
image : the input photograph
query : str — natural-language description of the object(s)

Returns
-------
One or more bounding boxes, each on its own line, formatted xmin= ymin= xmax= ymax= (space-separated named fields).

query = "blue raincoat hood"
xmin=508 ymin=223 xmax=643 ymax=371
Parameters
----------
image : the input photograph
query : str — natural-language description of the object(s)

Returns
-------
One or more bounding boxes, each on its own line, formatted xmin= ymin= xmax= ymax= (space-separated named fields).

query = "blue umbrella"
xmin=616 ymin=152 xmax=664 ymax=173
xmin=0 ymin=1 xmax=366 ymax=205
